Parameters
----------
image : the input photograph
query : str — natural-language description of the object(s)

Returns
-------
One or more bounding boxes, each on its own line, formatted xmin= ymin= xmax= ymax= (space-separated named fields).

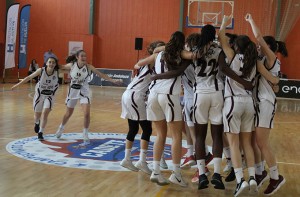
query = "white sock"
xmin=39 ymin=128 xmax=44 ymax=133
xmin=154 ymin=161 xmax=160 ymax=174
xmin=226 ymin=158 xmax=233 ymax=168
xmin=223 ymin=146 xmax=231 ymax=158
xmin=213 ymin=157 xmax=222 ymax=174
xmin=173 ymin=163 xmax=181 ymax=176
xmin=248 ymin=167 xmax=255 ymax=177
xmin=186 ymin=145 xmax=193 ymax=157
xmin=197 ymin=159 xmax=206 ymax=175
xmin=234 ymin=168 xmax=244 ymax=183
xmin=35 ymin=120 xmax=40 ymax=124
xmin=260 ymin=161 xmax=265 ymax=172
xmin=255 ymin=162 xmax=263 ymax=175
xmin=125 ymin=149 xmax=131 ymax=160
xmin=269 ymin=165 xmax=279 ymax=180
xmin=205 ymin=145 xmax=209 ymax=155
xmin=59 ymin=124 xmax=64 ymax=129
xmin=83 ymin=128 xmax=88 ymax=134
xmin=140 ymin=149 xmax=147 ymax=162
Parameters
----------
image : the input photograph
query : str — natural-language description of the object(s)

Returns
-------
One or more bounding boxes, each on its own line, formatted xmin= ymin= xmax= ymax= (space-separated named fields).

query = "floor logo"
xmin=6 ymin=133 xmax=188 ymax=171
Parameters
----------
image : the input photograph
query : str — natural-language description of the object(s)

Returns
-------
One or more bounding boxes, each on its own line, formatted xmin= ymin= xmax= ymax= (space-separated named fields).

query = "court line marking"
xmin=277 ymin=161 xmax=300 ymax=166
xmin=155 ymin=185 xmax=169 ymax=197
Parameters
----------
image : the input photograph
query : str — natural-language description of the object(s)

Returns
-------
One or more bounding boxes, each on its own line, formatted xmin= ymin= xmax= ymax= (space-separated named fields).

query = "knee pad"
xmin=126 ymin=120 xmax=139 ymax=141
xmin=140 ymin=121 xmax=152 ymax=142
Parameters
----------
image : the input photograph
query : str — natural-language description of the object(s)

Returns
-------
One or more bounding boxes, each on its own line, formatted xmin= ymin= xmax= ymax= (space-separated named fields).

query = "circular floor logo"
xmin=6 ymin=133 xmax=188 ymax=171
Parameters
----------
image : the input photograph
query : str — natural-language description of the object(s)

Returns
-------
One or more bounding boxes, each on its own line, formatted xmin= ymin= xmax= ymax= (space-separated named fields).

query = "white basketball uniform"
xmin=254 ymin=57 xmax=280 ymax=129
xmin=147 ymin=52 xmax=182 ymax=122
xmin=33 ymin=67 xmax=59 ymax=112
xmin=193 ymin=44 xmax=224 ymax=125
xmin=182 ymin=64 xmax=195 ymax=127
xmin=66 ymin=63 xmax=91 ymax=108
xmin=223 ymin=54 xmax=256 ymax=133
xmin=121 ymin=65 xmax=152 ymax=121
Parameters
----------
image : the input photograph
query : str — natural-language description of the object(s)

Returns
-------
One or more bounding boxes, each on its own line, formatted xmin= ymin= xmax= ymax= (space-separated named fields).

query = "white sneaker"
xmin=135 ymin=160 xmax=152 ymax=175
xmin=160 ymin=157 xmax=168 ymax=169
xmin=120 ymin=159 xmax=139 ymax=172
xmin=249 ymin=176 xmax=258 ymax=194
xmin=150 ymin=171 xmax=169 ymax=186
xmin=83 ymin=131 xmax=90 ymax=145
xmin=169 ymin=172 xmax=188 ymax=187
xmin=223 ymin=159 xmax=232 ymax=172
xmin=55 ymin=127 xmax=64 ymax=139
xmin=234 ymin=179 xmax=249 ymax=197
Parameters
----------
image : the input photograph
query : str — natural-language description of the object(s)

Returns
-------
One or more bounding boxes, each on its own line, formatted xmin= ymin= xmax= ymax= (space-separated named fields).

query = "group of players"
xmin=11 ymin=13 xmax=287 ymax=197
xmin=119 ymin=14 xmax=287 ymax=197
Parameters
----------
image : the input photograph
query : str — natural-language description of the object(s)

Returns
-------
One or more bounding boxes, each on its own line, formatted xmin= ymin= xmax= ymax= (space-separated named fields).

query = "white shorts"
xmin=193 ymin=91 xmax=223 ymax=125
xmin=147 ymin=92 xmax=182 ymax=122
xmin=223 ymin=96 xmax=255 ymax=133
xmin=33 ymin=94 xmax=54 ymax=112
xmin=66 ymin=97 xmax=90 ymax=108
xmin=121 ymin=89 xmax=147 ymax=121
xmin=255 ymin=99 xmax=277 ymax=129
xmin=183 ymin=97 xmax=194 ymax=127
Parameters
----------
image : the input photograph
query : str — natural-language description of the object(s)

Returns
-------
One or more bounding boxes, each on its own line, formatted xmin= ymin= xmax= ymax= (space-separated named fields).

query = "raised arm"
xmin=245 ymin=13 xmax=276 ymax=69
xmin=88 ymin=65 xmax=122 ymax=85
xmin=11 ymin=68 xmax=42 ymax=90
xmin=218 ymin=51 xmax=253 ymax=91
xmin=59 ymin=63 xmax=72 ymax=70
xmin=257 ymin=61 xmax=279 ymax=85
xmin=218 ymin=15 xmax=235 ymax=62
xmin=151 ymin=59 xmax=191 ymax=80
xmin=134 ymin=54 xmax=157 ymax=69
xmin=153 ymin=46 xmax=165 ymax=54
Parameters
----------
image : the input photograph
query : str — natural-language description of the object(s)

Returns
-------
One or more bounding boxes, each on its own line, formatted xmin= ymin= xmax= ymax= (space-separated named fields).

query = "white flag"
xmin=5 ymin=4 xmax=20 ymax=69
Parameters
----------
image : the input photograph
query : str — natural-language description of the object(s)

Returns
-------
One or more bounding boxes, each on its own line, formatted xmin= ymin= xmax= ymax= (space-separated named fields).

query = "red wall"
xmin=93 ymin=0 xmax=180 ymax=69
xmin=281 ymin=18 xmax=300 ymax=79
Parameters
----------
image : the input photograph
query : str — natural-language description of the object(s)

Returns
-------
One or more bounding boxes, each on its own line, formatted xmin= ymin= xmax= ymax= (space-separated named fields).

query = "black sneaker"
xmin=211 ymin=173 xmax=225 ymax=190
xmin=38 ymin=132 xmax=44 ymax=141
xmin=225 ymin=167 xmax=236 ymax=182
xmin=34 ymin=122 xmax=40 ymax=133
xmin=256 ymin=170 xmax=269 ymax=189
xmin=264 ymin=175 xmax=286 ymax=196
xmin=234 ymin=178 xmax=249 ymax=197
xmin=198 ymin=174 xmax=209 ymax=190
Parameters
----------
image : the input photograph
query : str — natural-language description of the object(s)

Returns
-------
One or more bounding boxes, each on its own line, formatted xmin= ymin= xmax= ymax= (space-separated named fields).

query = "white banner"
xmin=68 ymin=41 xmax=83 ymax=55
xmin=5 ymin=4 xmax=20 ymax=69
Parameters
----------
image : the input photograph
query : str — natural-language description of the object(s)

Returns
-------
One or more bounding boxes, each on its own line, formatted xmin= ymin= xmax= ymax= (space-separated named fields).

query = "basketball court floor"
xmin=0 ymin=83 xmax=299 ymax=197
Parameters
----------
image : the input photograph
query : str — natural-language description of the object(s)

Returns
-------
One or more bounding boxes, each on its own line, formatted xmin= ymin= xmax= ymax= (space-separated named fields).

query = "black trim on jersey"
xmin=35 ymin=88 xmax=41 ymax=104
xmin=44 ymin=66 xmax=55 ymax=77
xmin=130 ymin=79 xmax=144 ymax=90
xmin=193 ymin=94 xmax=198 ymax=124
xmin=34 ymin=100 xmax=40 ymax=111
xmin=168 ymin=103 xmax=175 ymax=122
xmin=160 ymin=59 xmax=165 ymax=74
xmin=256 ymin=75 xmax=261 ymax=102
xmin=228 ymin=54 xmax=236 ymax=68
xmin=138 ymin=70 xmax=151 ymax=79
xmin=269 ymin=99 xmax=277 ymax=128
xmin=226 ymin=97 xmax=234 ymax=132
xmin=48 ymin=97 xmax=52 ymax=110
xmin=255 ymin=103 xmax=260 ymax=127
xmin=53 ymin=87 xmax=59 ymax=96
xmin=169 ymin=77 xmax=178 ymax=95
xmin=149 ymin=80 xmax=156 ymax=90
xmin=214 ymin=75 xmax=219 ymax=91
xmin=131 ymin=91 xmax=138 ymax=108
xmin=227 ymin=78 xmax=235 ymax=96
xmin=167 ymin=95 xmax=174 ymax=107
xmin=266 ymin=57 xmax=277 ymax=71
xmin=182 ymin=72 xmax=194 ymax=89
xmin=131 ymin=104 xmax=140 ymax=121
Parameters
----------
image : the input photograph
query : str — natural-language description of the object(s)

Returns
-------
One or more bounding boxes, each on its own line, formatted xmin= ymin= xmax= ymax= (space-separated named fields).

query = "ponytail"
xmin=66 ymin=49 xmax=85 ymax=63
xmin=276 ymin=41 xmax=288 ymax=57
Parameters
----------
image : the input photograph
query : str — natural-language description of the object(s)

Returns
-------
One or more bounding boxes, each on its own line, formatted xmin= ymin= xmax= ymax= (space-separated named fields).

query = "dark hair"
xmin=66 ymin=50 xmax=85 ymax=63
xmin=225 ymin=33 xmax=238 ymax=48
xmin=147 ymin=40 xmax=165 ymax=55
xmin=46 ymin=57 xmax=59 ymax=70
xmin=197 ymin=25 xmax=216 ymax=54
xmin=162 ymin=31 xmax=185 ymax=70
xmin=186 ymin=33 xmax=200 ymax=50
xmin=235 ymin=35 xmax=257 ymax=78
xmin=263 ymin=36 xmax=288 ymax=57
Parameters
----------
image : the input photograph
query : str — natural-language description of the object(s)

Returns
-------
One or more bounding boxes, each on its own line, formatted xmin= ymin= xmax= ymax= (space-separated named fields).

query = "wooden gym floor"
xmin=0 ymin=83 xmax=299 ymax=197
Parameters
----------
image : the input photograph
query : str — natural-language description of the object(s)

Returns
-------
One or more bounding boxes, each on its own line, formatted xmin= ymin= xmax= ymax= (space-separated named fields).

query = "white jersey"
xmin=224 ymin=54 xmax=256 ymax=98
xmin=127 ymin=64 xmax=152 ymax=94
xmin=35 ymin=67 xmax=59 ymax=96
xmin=182 ymin=64 xmax=195 ymax=99
xmin=254 ymin=57 xmax=280 ymax=104
xmin=149 ymin=52 xmax=181 ymax=95
xmin=67 ymin=62 xmax=91 ymax=99
xmin=194 ymin=44 xmax=224 ymax=93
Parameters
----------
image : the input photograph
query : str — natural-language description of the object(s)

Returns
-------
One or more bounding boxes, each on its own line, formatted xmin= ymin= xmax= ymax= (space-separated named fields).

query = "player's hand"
xmin=222 ymin=15 xmax=232 ymax=26
xmin=245 ymin=13 xmax=253 ymax=22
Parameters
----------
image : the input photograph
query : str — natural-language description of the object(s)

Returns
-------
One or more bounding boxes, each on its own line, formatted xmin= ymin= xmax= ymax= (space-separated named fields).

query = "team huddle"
xmin=11 ymin=14 xmax=287 ymax=197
